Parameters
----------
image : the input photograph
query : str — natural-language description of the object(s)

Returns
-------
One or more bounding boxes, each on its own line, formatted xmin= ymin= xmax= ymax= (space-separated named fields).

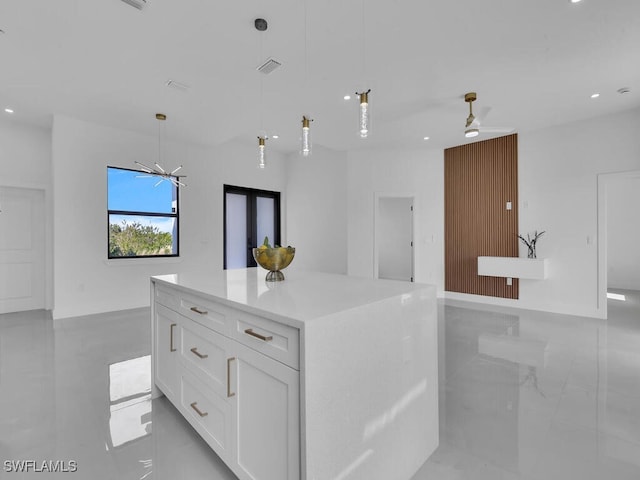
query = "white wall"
xmin=286 ymin=145 xmax=348 ymax=274
xmin=51 ymin=116 xmax=288 ymax=319
xmin=347 ymin=147 xmax=445 ymax=290
xmin=343 ymin=108 xmax=640 ymax=318
xmin=607 ymin=176 xmax=640 ymax=290
xmin=0 ymin=118 xmax=54 ymax=309
xmin=514 ymin=107 xmax=640 ymax=318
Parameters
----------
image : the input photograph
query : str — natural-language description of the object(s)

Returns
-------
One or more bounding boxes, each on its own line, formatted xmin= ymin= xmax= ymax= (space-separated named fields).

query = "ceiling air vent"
xmin=165 ymin=80 xmax=190 ymax=93
xmin=120 ymin=0 xmax=146 ymax=10
xmin=257 ymin=58 xmax=282 ymax=75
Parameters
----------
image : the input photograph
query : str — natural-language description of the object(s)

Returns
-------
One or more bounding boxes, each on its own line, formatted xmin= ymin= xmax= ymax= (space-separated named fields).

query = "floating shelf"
xmin=477 ymin=256 xmax=549 ymax=280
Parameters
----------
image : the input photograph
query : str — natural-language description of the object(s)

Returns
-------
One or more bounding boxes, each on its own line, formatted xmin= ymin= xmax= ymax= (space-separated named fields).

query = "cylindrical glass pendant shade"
xmin=357 ymin=90 xmax=370 ymax=138
xmin=301 ymin=116 xmax=311 ymax=156
xmin=257 ymin=137 xmax=266 ymax=169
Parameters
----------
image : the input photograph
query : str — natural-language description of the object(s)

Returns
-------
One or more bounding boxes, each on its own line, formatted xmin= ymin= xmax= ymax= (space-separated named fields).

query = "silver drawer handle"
xmin=190 ymin=347 xmax=208 ymax=359
xmin=170 ymin=323 xmax=177 ymax=352
xmin=244 ymin=328 xmax=273 ymax=342
xmin=190 ymin=306 xmax=208 ymax=315
xmin=190 ymin=402 xmax=208 ymax=417
xmin=227 ymin=357 xmax=236 ymax=398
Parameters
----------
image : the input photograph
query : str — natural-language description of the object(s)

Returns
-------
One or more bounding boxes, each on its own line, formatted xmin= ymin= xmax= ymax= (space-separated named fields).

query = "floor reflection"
xmin=1 ymin=291 xmax=640 ymax=479
xmin=108 ymin=355 xmax=152 ymax=449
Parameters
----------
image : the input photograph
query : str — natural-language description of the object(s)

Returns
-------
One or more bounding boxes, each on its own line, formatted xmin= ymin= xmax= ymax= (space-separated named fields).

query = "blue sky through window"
xmin=107 ymin=167 xmax=175 ymax=214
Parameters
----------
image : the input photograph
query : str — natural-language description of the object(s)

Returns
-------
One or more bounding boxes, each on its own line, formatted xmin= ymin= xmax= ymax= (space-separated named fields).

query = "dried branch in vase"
xmin=518 ymin=230 xmax=545 ymax=259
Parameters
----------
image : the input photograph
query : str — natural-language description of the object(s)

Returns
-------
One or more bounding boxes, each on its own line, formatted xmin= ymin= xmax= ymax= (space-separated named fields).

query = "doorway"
xmin=224 ymin=185 xmax=281 ymax=269
xmin=597 ymin=170 xmax=640 ymax=317
xmin=0 ymin=186 xmax=46 ymax=314
xmin=375 ymin=195 xmax=414 ymax=282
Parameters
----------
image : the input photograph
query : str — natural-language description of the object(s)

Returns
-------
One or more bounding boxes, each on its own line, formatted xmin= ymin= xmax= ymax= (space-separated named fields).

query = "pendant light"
xmin=301 ymin=116 xmax=313 ymax=156
xmin=255 ymin=18 xmax=269 ymax=168
xmin=299 ymin=1 xmax=314 ymax=157
xmin=356 ymin=0 xmax=371 ymax=138
xmin=257 ymin=136 xmax=267 ymax=169
xmin=356 ymin=89 xmax=370 ymax=138
xmin=135 ymin=113 xmax=186 ymax=187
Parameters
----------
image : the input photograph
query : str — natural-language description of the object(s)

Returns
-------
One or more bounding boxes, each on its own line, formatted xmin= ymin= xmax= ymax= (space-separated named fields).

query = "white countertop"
xmin=152 ymin=268 xmax=434 ymax=327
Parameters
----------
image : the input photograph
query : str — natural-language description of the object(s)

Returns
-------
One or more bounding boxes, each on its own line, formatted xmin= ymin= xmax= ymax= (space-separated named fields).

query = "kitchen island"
xmin=151 ymin=268 xmax=438 ymax=480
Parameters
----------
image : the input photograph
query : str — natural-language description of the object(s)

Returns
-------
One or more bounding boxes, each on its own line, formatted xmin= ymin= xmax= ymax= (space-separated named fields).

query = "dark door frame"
xmin=223 ymin=184 xmax=281 ymax=269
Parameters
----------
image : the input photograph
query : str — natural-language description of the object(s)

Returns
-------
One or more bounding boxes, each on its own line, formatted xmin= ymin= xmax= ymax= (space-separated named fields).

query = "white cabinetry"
xmin=152 ymin=283 xmax=299 ymax=480
xmin=153 ymin=303 xmax=180 ymax=400
xmin=151 ymin=269 xmax=438 ymax=480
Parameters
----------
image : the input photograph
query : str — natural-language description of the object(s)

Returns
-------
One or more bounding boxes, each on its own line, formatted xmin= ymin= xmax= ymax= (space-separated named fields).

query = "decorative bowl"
xmin=252 ymin=246 xmax=296 ymax=281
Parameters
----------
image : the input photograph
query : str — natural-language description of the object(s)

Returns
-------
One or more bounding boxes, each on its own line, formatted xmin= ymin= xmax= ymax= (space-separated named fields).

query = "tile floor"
xmin=1 ymin=291 xmax=639 ymax=479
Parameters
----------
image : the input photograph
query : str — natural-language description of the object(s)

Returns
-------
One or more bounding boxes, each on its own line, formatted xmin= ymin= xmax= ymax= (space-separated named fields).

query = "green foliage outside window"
xmin=109 ymin=221 xmax=173 ymax=257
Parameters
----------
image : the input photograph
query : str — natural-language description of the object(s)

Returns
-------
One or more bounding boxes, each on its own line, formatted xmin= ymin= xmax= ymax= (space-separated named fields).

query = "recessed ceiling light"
xmin=343 ymin=95 xmax=351 ymax=100
xmin=272 ymin=135 xmax=279 ymax=139
xmin=590 ymin=93 xmax=600 ymax=99
xmin=617 ymin=87 xmax=631 ymax=94
xmin=4 ymin=108 xmax=14 ymax=114
xmin=423 ymin=136 xmax=430 ymax=140
xmin=569 ymin=0 xmax=582 ymax=3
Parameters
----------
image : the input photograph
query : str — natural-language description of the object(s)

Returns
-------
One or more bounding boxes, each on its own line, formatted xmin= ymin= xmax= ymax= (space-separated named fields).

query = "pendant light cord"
xmin=260 ymin=32 xmax=264 ymax=132
xmin=361 ymin=0 xmax=366 ymax=78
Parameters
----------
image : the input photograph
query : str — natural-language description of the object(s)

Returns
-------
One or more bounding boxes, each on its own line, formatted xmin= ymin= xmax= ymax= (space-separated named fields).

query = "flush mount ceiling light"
xmin=135 ymin=113 xmax=186 ymax=187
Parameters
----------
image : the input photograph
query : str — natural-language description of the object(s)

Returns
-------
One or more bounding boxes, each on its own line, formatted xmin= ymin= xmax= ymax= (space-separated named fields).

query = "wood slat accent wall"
xmin=444 ymin=134 xmax=519 ymax=299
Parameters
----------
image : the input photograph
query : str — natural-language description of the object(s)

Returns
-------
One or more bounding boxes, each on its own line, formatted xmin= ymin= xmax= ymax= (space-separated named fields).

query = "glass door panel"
xmin=224 ymin=186 xmax=280 ymax=269
xmin=225 ymin=192 xmax=248 ymax=269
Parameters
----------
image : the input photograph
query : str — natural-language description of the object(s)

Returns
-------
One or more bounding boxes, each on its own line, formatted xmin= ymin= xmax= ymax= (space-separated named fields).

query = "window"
xmin=224 ymin=185 xmax=281 ymax=269
xmin=107 ymin=166 xmax=179 ymax=258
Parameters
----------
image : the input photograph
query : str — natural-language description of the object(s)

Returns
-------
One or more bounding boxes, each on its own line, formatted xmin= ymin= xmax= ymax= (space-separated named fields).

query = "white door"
xmin=0 ymin=187 xmax=45 ymax=314
xmin=377 ymin=197 xmax=414 ymax=282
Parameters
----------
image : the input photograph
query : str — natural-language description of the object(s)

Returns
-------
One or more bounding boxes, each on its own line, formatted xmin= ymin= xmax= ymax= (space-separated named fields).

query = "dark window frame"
xmin=223 ymin=184 xmax=281 ymax=269
xmin=107 ymin=166 xmax=180 ymax=259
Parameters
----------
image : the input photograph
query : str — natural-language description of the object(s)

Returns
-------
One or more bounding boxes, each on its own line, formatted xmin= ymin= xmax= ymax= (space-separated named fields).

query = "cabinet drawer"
xmin=232 ymin=311 xmax=300 ymax=370
xmin=179 ymin=318 xmax=230 ymax=396
xmin=177 ymin=291 xmax=229 ymax=335
xmin=155 ymin=285 xmax=229 ymax=335
xmin=181 ymin=371 xmax=232 ymax=461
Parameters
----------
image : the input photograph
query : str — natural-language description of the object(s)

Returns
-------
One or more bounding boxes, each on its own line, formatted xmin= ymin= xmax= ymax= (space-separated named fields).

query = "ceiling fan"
xmin=464 ymin=92 xmax=514 ymax=138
